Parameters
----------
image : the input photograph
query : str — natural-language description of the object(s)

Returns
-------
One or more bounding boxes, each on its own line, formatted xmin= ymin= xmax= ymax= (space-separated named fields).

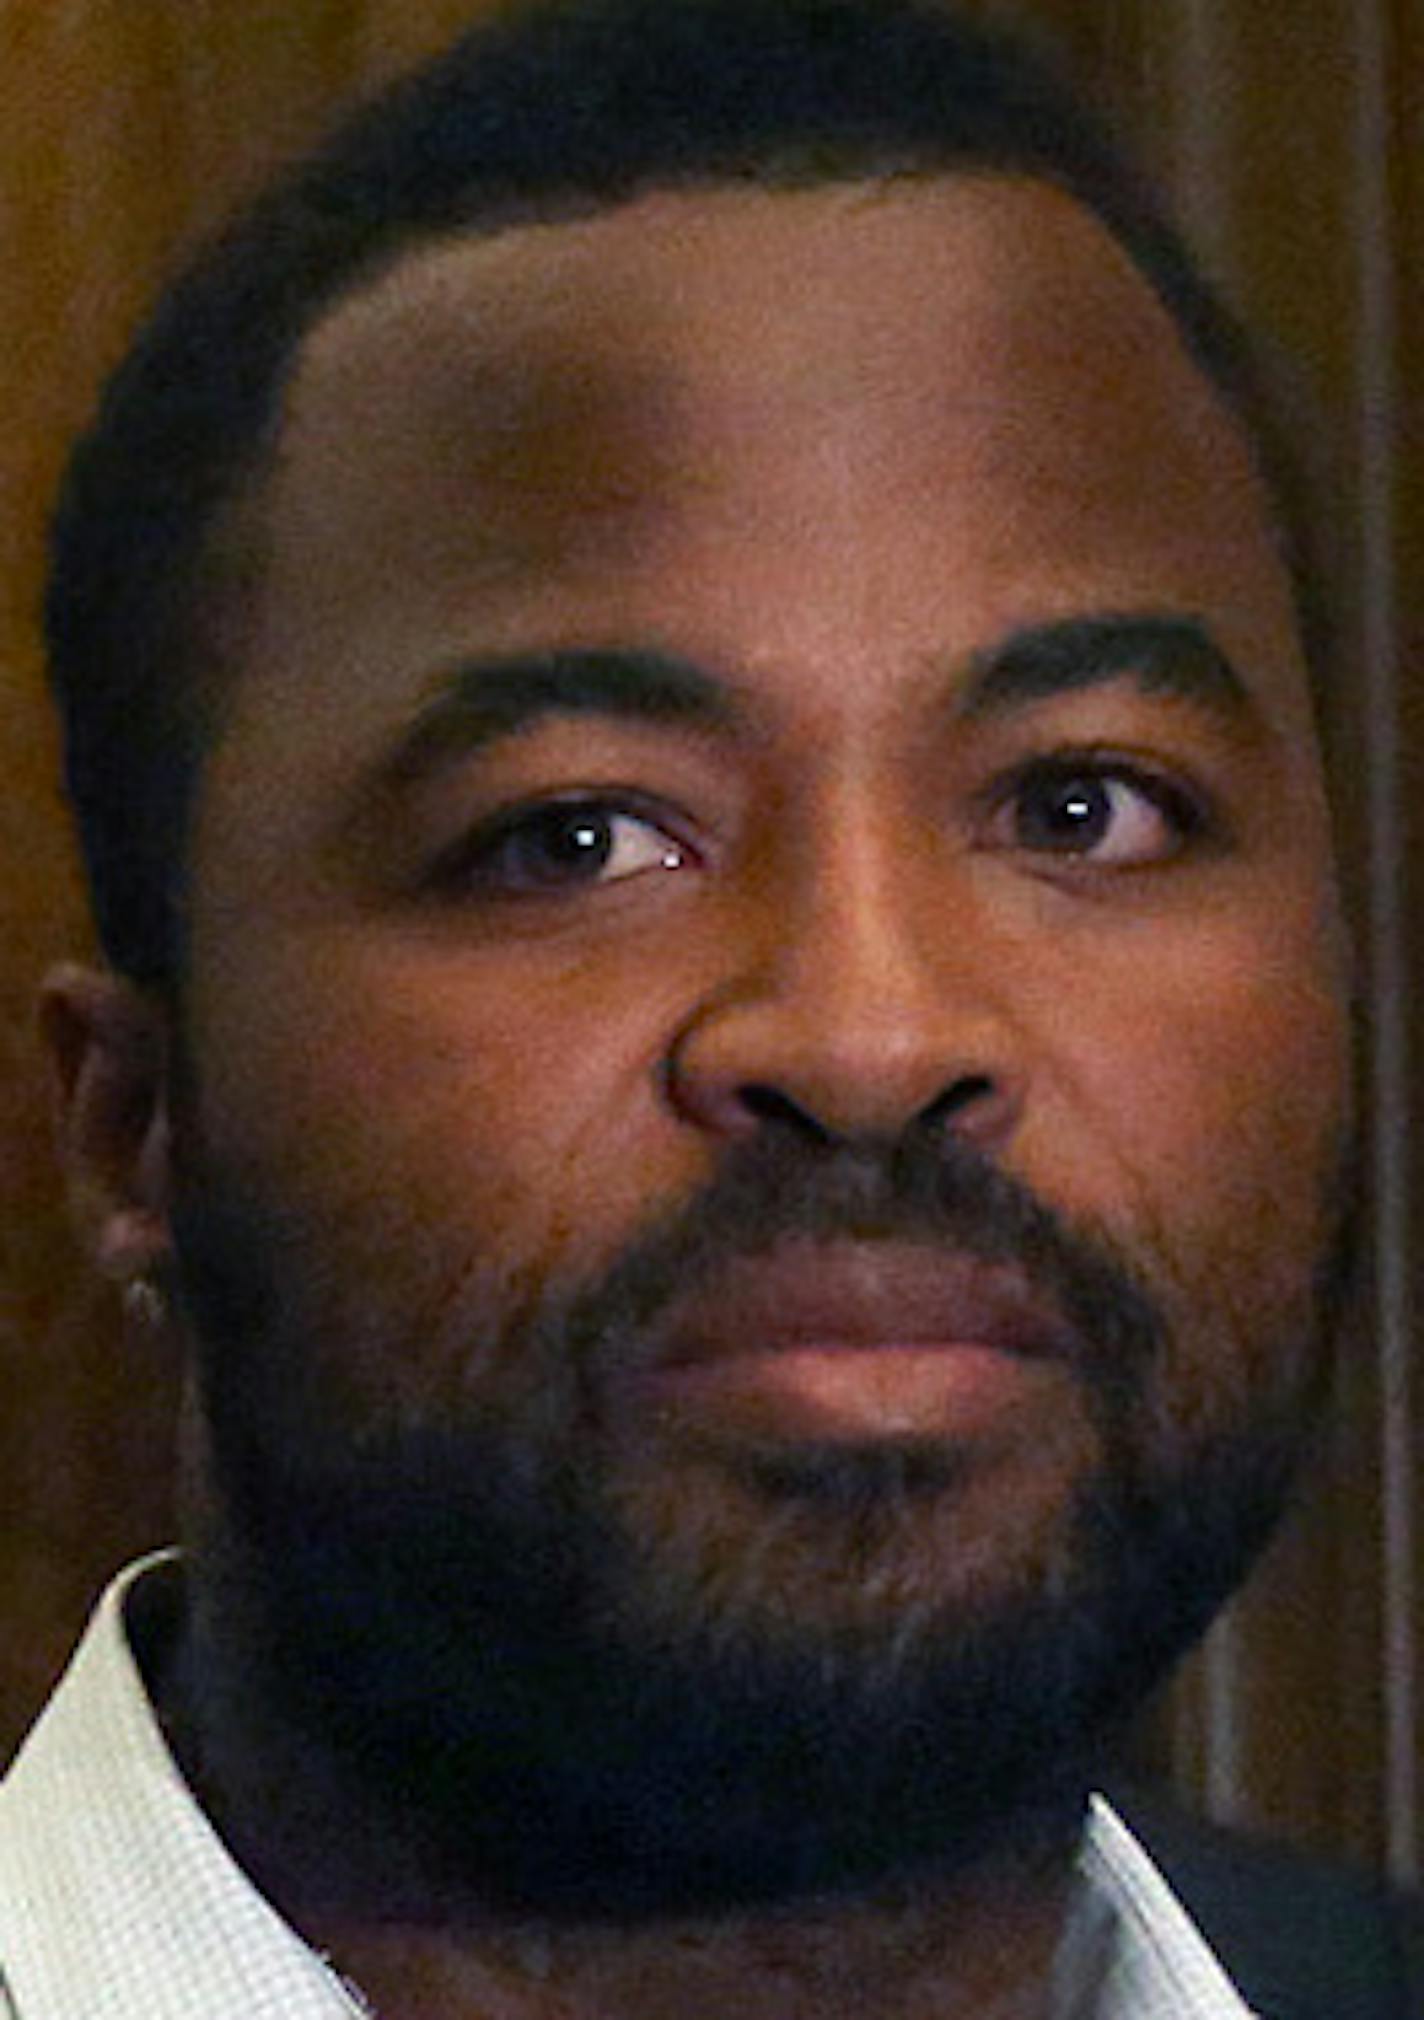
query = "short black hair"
xmin=46 ymin=0 xmax=1279 ymax=987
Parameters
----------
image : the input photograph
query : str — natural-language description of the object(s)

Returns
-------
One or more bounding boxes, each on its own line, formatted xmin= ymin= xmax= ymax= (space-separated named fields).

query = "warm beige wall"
xmin=2 ymin=0 xmax=1419 ymax=1879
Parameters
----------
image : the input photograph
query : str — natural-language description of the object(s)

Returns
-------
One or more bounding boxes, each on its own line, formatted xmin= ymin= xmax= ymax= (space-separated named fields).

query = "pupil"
xmin=556 ymin=814 xmax=609 ymax=861
xmin=1025 ymin=777 xmax=1110 ymax=849
xmin=523 ymin=809 xmax=612 ymax=878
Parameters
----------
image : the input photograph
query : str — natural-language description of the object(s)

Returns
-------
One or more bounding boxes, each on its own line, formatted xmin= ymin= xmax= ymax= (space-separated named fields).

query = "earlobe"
xmin=38 ymin=962 xmax=175 ymax=1285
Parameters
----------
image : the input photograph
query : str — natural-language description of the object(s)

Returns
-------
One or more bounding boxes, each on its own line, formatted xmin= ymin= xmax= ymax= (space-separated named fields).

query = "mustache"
xmin=544 ymin=1124 xmax=1166 ymax=1392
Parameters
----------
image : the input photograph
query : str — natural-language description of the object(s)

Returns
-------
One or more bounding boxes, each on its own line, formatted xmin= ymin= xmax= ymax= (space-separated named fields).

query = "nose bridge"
xmin=666 ymin=781 xmax=1028 ymax=1143
xmin=778 ymin=792 xmax=957 ymax=1026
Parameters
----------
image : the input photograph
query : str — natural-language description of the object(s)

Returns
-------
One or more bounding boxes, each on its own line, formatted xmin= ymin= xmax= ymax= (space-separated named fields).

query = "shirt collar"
xmin=1077 ymin=1797 xmax=1257 ymax=2020
xmin=0 ymin=1556 xmax=1253 ymax=2020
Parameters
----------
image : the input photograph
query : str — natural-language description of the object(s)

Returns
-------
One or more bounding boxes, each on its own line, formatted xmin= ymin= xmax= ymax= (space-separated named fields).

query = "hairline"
xmin=190 ymin=153 xmax=1288 ymax=750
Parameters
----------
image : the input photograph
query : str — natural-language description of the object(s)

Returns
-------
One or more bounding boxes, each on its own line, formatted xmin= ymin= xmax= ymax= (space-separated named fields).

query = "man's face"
xmin=171 ymin=177 xmax=1351 ymax=1906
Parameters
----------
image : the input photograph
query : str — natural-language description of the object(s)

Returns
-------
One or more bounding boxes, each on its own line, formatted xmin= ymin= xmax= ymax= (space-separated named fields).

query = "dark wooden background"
xmin=2 ymin=0 xmax=1420 ymax=1882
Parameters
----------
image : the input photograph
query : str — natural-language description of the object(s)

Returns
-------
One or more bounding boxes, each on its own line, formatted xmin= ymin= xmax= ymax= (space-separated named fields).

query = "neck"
xmin=153 ymin=1562 xmax=1092 ymax=2020
xmin=165 ymin=1688 xmax=1084 ymax=2020
xmin=320 ymin=1858 xmax=1079 ymax=2020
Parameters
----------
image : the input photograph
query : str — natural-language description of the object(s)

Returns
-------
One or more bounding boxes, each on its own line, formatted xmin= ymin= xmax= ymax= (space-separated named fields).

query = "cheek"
xmin=1037 ymin=902 xmax=1351 ymax=1311
xmin=188 ymin=928 xmax=703 ymax=1284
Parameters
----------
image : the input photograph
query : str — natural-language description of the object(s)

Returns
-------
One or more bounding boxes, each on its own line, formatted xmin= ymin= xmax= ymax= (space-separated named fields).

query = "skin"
xmin=46 ymin=176 xmax=1351 ymax=2019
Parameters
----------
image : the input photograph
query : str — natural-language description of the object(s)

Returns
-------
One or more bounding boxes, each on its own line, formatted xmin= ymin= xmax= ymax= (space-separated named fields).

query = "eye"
xmin=992 ymin=761 xmax=1204 ymax=868
xmin=449 ymin=799 xmax=690 ymax=896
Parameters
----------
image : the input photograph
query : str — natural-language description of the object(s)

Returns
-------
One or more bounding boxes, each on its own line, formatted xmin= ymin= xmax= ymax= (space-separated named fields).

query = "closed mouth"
xmin=654 ymin=1237 xmax=1084 ymax=1370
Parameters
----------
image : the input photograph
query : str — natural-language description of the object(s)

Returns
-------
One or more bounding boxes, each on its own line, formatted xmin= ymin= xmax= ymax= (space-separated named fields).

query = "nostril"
xmin=919 ymin=1076 xmax=998 ymax=1131
xmin=739 ymin=1082 xmax=836 ymax=1143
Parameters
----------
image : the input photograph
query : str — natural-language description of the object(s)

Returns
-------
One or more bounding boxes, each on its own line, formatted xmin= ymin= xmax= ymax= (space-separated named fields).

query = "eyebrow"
xmin=373 ymin=610 xmax=1250 ymax=798
xmin=377 ymin=648 xmax=737 ymax=789
xmin=958 ymin=612 xmax=1251 ymax=722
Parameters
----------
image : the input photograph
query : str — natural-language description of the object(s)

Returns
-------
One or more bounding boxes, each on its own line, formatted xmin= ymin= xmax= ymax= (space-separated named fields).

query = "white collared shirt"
xmin=0 ymin=1558 xmax=1254 ymax=2018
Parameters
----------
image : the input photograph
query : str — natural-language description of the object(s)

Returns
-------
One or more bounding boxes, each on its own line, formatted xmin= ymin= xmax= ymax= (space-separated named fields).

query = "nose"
xmin=665 ymin=839 xmax=1028 ymax=1152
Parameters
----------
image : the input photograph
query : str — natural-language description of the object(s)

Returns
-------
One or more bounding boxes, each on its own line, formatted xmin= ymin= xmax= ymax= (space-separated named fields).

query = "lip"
xmin=656 ymin=1239 xmax=1082 ymax=1368
xmin=628 ymin=1240 xmax=1083 ymax=1446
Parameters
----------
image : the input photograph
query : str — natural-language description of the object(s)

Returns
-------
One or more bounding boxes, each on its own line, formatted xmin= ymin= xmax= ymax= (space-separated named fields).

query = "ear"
xmin=38 ymin=963 xmax=174 ymax=1284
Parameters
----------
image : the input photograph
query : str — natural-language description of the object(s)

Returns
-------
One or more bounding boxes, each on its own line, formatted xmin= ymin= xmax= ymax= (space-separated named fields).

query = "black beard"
xmin=166 ymin=1114 xmax=1353 ymax=1921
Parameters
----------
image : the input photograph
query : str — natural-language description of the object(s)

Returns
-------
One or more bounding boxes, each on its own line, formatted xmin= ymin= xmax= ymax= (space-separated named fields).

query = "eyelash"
xmin=982 ymin=750 xmax=1212 ymax=867
xmin=432 ymin=751 xmax=1213 ymax=901
xmin=432 ymin=792 xmax=696 ymax=898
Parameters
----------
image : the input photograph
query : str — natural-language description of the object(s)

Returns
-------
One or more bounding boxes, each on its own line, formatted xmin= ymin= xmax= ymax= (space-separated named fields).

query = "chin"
xmin=181 ymin=1362 xmax=1303 ymax=1918
xmin=171 ymin=1112 xmax=1350 ymax=1915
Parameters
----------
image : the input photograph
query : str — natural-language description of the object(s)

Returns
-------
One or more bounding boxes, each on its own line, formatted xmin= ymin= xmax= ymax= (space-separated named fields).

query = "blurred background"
xmin=1 ymin=0 xmax=1420 ymax=1881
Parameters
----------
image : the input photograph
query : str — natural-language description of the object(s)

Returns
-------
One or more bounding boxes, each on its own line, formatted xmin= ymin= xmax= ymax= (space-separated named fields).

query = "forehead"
xmin=284 ymin=176 xmax=1240 ymax=530
xmin=232 ymin=174 xmax=1304 ymax=749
